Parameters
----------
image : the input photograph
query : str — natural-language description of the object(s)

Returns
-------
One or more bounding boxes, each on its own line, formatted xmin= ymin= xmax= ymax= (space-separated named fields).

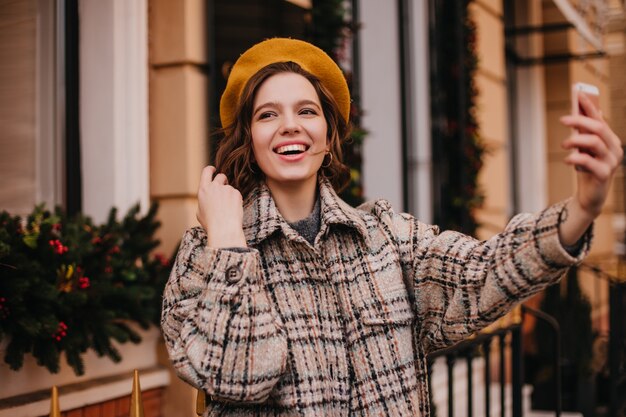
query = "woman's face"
xmin=250 ymin=72 xmax=328 ymax=191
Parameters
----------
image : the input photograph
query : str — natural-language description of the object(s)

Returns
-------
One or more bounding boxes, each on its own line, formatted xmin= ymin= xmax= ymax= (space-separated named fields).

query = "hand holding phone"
xmin=559 ymin=82 xmax=623 ymax=240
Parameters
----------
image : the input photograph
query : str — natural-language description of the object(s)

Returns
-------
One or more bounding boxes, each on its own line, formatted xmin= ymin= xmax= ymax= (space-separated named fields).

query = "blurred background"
xmin=0 ymin=0 xmax=625 ymax=416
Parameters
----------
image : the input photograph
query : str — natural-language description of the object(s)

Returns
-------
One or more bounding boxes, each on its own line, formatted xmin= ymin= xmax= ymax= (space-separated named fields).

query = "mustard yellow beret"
xmin=219 ymin=38 xmax=351 ymax=129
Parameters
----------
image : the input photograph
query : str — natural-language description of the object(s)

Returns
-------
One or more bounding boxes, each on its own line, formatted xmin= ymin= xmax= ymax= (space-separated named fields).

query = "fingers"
xmin=200 ymin=166 xmax=230 ymax=186
xmin=213 ymin=173 xmax=228 ymax=185
xmin=560 ymin=115 xmax=623 ymax=161
xmin=560 ymin=113 xmax=623 ymax=185
xmin=197 ymin=166 xmax=243 ymax=234
xmin=200 ymin=165 xmax=216 ymax=185
xmin=564 ymin=151 xmax=612 ymax=181
xmin=561 ymin=114 xmax=604 ymax=135
xmin=579 ymin=93 xmax=601 ymax=120
xmin=562 ymin=133 xmax=609 ymax=159
xmin=562 ymin=132 xmax=622 ymax=179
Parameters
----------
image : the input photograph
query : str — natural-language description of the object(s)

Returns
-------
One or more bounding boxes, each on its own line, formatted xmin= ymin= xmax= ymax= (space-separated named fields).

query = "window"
xmin=0 ymin=0 xmax=79 ymax=215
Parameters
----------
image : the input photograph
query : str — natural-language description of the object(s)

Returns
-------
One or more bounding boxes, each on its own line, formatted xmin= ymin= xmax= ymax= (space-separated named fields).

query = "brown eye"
xmin=299 ymin=108 xmax=317 ymax=115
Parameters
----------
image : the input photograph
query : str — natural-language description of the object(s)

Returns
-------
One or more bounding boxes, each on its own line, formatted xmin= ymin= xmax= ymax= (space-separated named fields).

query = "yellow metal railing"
xmin=48 ymin=369 xmax=145 ymax=417
xmin=49 ymin=386 xmax=60 ymax=417
xmin=196 ymin=389 xmax=207 ymax=415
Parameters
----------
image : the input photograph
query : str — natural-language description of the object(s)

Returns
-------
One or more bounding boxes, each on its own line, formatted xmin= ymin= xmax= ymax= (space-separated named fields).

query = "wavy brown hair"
xmin=215 ymin=62 xmax=350 ymax=199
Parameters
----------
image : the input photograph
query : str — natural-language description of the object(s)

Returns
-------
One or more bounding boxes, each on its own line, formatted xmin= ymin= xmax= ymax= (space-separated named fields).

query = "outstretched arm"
xmin=559 ymin=92 xmax=623 ymax=246
xmin=384 ymin=92 xmax=621 ymax=354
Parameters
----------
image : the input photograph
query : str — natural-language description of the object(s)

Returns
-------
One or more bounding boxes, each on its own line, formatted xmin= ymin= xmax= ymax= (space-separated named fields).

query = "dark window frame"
xmin=64 ymin=0 xmax=82 ymax=216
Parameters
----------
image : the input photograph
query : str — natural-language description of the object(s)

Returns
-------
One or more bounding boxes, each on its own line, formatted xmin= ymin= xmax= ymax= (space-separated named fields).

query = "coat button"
xmin=225 ymin=266 xmax=242 ymax=284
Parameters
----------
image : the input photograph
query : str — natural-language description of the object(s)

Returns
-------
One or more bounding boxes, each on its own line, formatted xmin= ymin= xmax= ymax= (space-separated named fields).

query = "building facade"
xmin=0 ymin=0 xmax=624 ymax=415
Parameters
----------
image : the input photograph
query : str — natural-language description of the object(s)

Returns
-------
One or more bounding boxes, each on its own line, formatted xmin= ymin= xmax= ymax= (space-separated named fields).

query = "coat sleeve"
xmin=383 ymin=199 xmax=592 ymax=354
xmin=160 ymin=227 xmax=287 ymax=403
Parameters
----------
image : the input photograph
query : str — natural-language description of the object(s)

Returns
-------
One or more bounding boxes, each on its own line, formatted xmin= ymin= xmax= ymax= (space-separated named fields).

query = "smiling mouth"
xmin=274 ymin=144 xmax=310 ymax=155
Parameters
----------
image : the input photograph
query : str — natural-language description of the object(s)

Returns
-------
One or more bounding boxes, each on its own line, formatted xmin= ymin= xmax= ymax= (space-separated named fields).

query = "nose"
xmin=279 ymin=113 xmax=300 ymax=135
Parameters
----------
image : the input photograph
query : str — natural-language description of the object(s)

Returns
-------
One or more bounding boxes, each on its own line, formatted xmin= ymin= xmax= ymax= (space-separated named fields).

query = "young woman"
xmin=161 ymin=38 xmax=623 ymax=416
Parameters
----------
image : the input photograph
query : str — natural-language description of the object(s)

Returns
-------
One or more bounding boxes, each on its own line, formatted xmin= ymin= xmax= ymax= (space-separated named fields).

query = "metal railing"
xmin=607 ymin=280 xmax=626 ymax=417
xmin=581 ymin=262 xmax=626 ymax=417
xmin=426 ymin=305 xmax=567 ymax=417
xmin=427 ymin=320 xmax=526 ymax=417
xmin=522 ymin=305 xmax=561 ymax=417
xmin=426 ymin=266 xmax=626 ymax=417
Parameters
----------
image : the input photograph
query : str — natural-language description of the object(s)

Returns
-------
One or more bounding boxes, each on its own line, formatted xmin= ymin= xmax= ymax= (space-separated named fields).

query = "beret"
xmin=219 ymin=38 xmax=351 ymax=129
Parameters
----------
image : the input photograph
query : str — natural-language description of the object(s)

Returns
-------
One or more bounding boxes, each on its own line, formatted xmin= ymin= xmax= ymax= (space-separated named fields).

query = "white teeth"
xmin=275 ymin=144 xmax=307 ymax=154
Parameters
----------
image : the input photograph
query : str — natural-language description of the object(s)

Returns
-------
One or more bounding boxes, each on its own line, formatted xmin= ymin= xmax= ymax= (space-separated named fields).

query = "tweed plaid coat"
xmin=161 ymin=179 xmax=590 ymax=417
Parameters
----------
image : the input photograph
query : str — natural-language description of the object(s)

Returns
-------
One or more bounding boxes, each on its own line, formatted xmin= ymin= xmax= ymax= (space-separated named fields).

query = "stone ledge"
xmin=0 ymin=327 xmax=161 ymax=399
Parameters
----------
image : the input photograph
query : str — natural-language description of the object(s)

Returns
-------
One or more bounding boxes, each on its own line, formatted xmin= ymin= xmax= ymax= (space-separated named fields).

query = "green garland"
xmin=313 ymin=0 xmax=483 ymax=221
xmin=0 ymin=204 xmax=172 ymax=375
xmin=430 ymin=0 xmax=486 ymax=235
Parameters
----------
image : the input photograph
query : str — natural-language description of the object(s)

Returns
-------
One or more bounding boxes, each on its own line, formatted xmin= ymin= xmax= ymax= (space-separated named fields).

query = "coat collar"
xmin=243 ymin=178 xmax=369 ymax=246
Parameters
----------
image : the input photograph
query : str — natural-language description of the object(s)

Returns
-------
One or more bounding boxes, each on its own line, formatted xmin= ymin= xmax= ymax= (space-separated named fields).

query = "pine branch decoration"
xmin=0 ymin=203 xmax=174 ymax=375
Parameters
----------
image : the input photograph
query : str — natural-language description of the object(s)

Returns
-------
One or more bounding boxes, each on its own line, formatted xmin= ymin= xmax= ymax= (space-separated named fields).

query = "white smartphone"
xmin=571 ymin=82 xmax=600 ymax=171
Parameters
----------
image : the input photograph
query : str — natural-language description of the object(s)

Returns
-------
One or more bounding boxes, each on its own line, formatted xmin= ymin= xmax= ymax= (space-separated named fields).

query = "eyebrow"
xmin=253 ymin=100 xmax=321 ymax=117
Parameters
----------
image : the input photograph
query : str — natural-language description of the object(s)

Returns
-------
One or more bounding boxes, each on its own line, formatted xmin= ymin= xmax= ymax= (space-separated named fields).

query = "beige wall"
xmin=604 ymin=0 xmax=626 ymax=328
xmin=149 ymin=0 xmax=209 ymax=415
xmin=470 ymin=1 xmax=511 ymax=241
xmin=149 ymin=0 xmax=209 ymax=255
xmin=608 ymin=0 xmax=626 ymax=229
